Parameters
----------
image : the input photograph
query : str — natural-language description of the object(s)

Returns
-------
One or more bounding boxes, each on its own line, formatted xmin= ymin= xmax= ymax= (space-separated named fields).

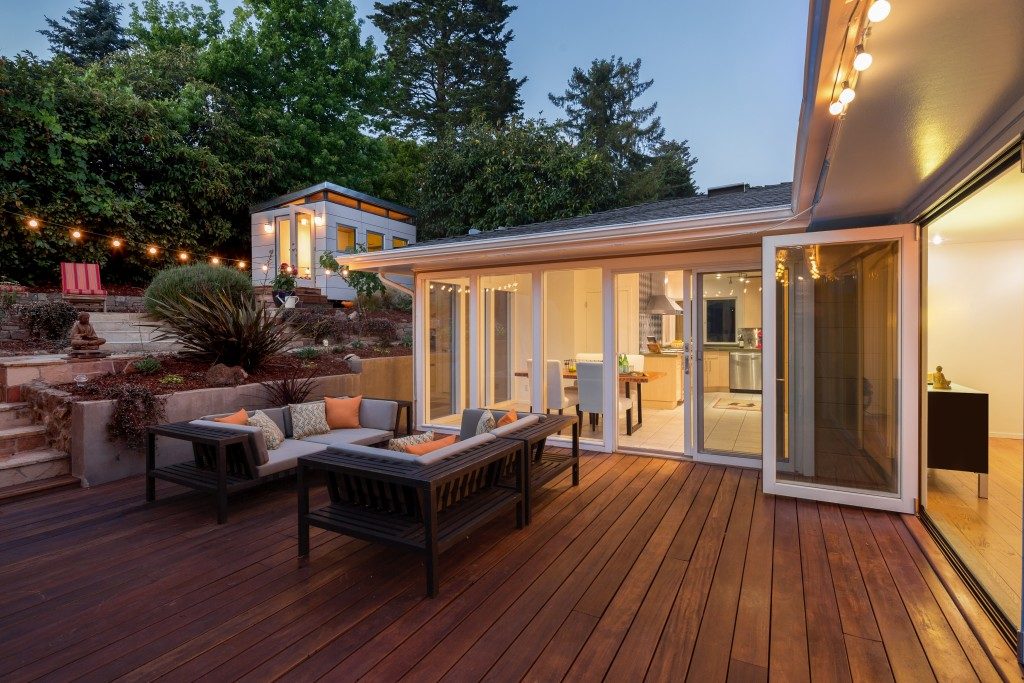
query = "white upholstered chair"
xmin=576 ymin=362 xmax=634 ymax=435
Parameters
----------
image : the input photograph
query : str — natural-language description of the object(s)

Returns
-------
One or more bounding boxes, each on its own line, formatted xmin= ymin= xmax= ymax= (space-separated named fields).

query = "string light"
xmin=838 ymin=82 xmax=856 ymax=105
xmin=70 ymin=229 xmax=82 ymax=240
xmin=828 ymin=101 xmax=846 ymax=116
xmin=867 ymin=0 xmax=891 ymax=23
xmin=853 ymin=45 xmax=873 ymax=71
xmin=27 ymin=218 xmax=40 ymax=229
xmin=237 ymin=261 xmax=247 ymax=269
xmin=178 ymin=251 xmax=189 ymax=262
xmin=210 ymin=256 xmax=221 ymax=265
xmin=148 ymin=246 xmax=159 ymax=256
xmin=111 ymin=238 xmax=122 ymax=248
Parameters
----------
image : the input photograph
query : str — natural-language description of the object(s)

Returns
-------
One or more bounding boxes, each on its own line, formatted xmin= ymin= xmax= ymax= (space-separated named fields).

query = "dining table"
xmin=513 ymin=369 xmax=666 ymax=431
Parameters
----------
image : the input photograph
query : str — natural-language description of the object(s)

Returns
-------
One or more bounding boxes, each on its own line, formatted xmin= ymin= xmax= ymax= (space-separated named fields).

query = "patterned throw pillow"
xmin=289 ymin=401 xmax=330 ymax=439
xmin=388 ymin=431 xmax=434 ymax=452
xmin=248 ymin=410 xmax=285 ymax=452
xmin=475 ymin=410 xmax=496 ymax=435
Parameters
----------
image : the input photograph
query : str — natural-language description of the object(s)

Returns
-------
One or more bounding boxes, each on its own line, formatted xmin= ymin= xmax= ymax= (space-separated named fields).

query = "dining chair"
xmin=577 ymin=362 xmax=634 ymax=435
xmin=545 ymin=360 xmax=581 ymax=430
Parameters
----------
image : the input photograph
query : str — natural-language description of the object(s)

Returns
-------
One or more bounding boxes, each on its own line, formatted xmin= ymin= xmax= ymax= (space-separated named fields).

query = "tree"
xmin=208 ymin=0 xmax=387 ymax=191
xmin=415 ymin=117 xmax=615 ymax=239
xmin=39 ymin=0 xmax=129 ymax=65
xmin=550 ymin=56 xmax=698 ymax=204
xmin=371 ymin=0 xmax=525 ymax=139
xmin=128 ymin=0 xmax=224 ymax=51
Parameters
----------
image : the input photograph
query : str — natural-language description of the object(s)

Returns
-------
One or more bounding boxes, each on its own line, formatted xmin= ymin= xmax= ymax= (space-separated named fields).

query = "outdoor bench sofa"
xmin=297 ymin=432 xmax=526 ymax=596
xmin=145 ymin=398 xmax=399 ymax=523
xmin=459 ymin=409 xmax=579 ymax=524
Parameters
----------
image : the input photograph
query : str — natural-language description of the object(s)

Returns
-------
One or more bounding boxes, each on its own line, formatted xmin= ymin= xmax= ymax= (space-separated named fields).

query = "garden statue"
xmin=932 ymin=365 xmax=952 ymax=390
xmin=68 ymin=312 xmax=110 ymax=358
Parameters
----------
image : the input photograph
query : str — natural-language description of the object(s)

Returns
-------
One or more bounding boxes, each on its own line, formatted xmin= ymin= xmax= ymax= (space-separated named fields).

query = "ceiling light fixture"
xmin=867 ymin=0 xmax=891 ymax=23
xmin=931 ymin=234 xmax=943 ymax=246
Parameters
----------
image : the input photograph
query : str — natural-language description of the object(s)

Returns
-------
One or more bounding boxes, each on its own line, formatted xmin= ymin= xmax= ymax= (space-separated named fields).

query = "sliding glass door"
xmin=762 ymin=225 xmax=919 ymax=512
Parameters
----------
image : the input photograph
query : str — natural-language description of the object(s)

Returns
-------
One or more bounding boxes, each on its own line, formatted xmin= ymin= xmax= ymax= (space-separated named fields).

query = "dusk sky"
xmin=0 ymin=0 xmax=809 ymax=191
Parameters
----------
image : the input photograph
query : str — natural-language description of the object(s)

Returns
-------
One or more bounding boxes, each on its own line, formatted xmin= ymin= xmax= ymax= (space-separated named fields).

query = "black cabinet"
xmin=927 ymin=384 xmax=988 ymax=484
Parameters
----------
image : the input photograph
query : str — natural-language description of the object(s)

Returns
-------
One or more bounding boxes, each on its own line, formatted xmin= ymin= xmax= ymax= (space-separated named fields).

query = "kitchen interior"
xmin=614 ymin=269 xmax=763 ymax=456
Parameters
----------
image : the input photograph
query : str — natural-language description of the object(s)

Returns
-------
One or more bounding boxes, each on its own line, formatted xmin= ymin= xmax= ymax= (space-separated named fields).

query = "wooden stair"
xmin=254 ymin=286 xmax=334 ymax=309
xmin=0 ymin=402 xmax=77 ymax=501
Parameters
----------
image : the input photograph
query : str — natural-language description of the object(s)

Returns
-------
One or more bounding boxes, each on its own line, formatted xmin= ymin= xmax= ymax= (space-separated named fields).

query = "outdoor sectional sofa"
xmin=145 ymin=398 xmax=399 ymax=523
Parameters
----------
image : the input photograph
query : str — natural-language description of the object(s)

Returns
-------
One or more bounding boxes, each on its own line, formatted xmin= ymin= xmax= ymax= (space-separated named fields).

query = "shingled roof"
xmin=411 ymin=182 xmax=793 ymax=247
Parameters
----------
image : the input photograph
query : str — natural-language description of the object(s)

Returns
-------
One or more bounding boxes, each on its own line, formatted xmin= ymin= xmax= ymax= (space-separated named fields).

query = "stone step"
xmin=0 ymin=402 xmax=33 ymax=429
xmin=0 ymin=449 xmax=71 ymax=490
xmin=0 ymin=474 xmax=79 ymax=503
xmin=0 ymin=425 xmax=47 ymax=457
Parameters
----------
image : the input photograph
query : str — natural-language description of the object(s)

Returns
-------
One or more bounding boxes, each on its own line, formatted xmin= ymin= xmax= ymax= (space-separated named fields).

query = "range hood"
xmin=645 ymin=272 xmax=682 ymax=314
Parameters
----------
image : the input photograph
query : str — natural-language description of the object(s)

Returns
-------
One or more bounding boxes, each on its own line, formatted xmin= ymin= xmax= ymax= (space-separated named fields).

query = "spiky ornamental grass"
xmin=150 ymin=290 xmax=297 ymax=373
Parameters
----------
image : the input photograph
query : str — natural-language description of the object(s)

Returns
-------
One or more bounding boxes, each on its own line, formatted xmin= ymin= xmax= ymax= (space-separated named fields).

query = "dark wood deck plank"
xmin=0 ymin=453 xmax=1013 ymax=683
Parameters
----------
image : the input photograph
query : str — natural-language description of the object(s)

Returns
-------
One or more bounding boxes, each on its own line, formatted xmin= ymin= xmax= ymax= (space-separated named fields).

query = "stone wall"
xmin=67 ymin=355 xmax=413 ymax=486
xmin=20 ymin=380 xmax=74 ymax=454
xmin=13 ymin=292 xmax=145 ymax=312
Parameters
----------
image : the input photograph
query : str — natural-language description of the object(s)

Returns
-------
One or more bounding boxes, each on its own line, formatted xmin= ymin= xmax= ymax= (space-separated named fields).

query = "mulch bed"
xmin=0 ymin=339 xmax=58 ymax=357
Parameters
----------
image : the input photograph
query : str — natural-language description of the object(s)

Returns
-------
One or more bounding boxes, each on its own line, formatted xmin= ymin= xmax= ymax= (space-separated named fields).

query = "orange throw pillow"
xmin=214 ymin=409 xmax=249 ymax=425
xmin=405 ymin=434 xmax=457 ymax=456
xmin=325 ymin=395 xmax=362 ymax=429
xmin=496 ymin=409 xmax=518 ymax=427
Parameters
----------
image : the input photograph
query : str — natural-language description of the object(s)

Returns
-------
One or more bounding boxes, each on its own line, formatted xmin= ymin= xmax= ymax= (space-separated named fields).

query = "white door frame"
xmin=761 ymin=224 xmax=920 ymax=513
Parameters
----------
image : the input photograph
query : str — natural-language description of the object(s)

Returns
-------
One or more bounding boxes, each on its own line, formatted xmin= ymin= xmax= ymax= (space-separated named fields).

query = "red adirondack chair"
xmin=60 ymin=262 xmax=108 ymax=311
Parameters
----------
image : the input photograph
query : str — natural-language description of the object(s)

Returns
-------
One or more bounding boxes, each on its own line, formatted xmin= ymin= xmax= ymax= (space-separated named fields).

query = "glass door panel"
xmin=276 ymin=217 xmax=291 ymax=271
xmin=763 ymin=225 xmax=918 ymax=512
xmin=294 ymin=212 xmax=314 ymax=284
xmin=482 ymin=274 xmax=532 ymax=413
xmin=696 ymin=270 xmax=763 ymax=460
xmin=426 ymin=277 xmax=469 ymax=427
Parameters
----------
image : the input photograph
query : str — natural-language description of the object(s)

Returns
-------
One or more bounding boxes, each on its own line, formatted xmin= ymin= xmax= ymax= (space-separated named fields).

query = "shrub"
xmin=144 ymin=264 xmax=253 ymax=318
xmin=362 ymin=316 xmax=398 ymax=344
xmin=284 ymin=309 xmax=344 ymax=343
xmin=132 ymin=356 xmax=163 ymax=375
xmin=16 ymin=300 xmax=78 ymax=341
xmin=258 ymin=370 xmax=318 ymax=406
xmin=399 ymin=331 xmax=413 ymax=348
xmin=149 ymin=289 xmax=296 ymax=372
xmin=105 ymin=385 xmax=167 ymax=448
xmin=295 ymin=346 xmax=320 ymax=360
xmin=159 ymin=373 xmax=184 ymax=386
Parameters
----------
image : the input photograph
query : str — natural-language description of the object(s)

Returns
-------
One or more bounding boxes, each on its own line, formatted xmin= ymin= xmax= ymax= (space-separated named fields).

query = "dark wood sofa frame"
xmin=495 ymin=413 xmax=580 ymax=524
xmin=297 ymin=438 xmax=525 ymax=597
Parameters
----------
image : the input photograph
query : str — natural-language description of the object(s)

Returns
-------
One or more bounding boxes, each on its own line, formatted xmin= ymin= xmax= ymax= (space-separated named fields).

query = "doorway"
xmin=276 ymin=212 xmax=315 ymax=287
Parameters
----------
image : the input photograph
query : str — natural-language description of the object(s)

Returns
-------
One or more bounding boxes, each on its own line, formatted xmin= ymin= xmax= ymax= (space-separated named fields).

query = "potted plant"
xmin=271 ymin=263 xmax=297 ymax=306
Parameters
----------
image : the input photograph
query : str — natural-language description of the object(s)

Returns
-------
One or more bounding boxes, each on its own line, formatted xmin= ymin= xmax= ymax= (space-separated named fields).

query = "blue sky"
xmin=0 ymin=0 xmax=808 ymax=190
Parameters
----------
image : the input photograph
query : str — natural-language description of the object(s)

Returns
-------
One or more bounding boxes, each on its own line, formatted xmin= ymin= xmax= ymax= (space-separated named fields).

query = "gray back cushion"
xmin=459 ymin=408 xmax=513 ymax=440
xmin=260 ymin=406 xmax=292 ymax=437
xmin=359 ymin=399 xmax=398 ymax=432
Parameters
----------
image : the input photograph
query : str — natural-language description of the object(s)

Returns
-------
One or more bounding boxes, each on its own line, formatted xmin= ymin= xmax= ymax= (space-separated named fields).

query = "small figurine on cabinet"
xmin=932 ymin=365 xmax=951 ymax=390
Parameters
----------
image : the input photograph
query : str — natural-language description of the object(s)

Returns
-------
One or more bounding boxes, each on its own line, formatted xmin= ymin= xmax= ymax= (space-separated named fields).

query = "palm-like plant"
xmin=150 ymin=290 xmax=296 ymax=372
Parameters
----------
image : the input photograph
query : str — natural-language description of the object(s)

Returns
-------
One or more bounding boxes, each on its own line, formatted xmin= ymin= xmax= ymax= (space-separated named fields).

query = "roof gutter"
xmin=345 ymin=203 xmax=798 ymax=271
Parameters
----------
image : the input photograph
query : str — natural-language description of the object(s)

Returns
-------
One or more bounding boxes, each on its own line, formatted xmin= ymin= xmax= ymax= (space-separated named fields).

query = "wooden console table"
xmin=927 ymin=383 xmax=989 ymax=498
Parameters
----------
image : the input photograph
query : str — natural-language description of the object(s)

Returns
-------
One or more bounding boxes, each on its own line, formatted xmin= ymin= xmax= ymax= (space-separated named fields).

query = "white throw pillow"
xmin=475 ymin=410 xmax=496 ymax=435
xmin=289 ymin=401 xmax=330 ymax=439
xmin=248 ymin=410 xmax=285 ymax=452
xmin=388 ymin=431 xmax=434 ymax=452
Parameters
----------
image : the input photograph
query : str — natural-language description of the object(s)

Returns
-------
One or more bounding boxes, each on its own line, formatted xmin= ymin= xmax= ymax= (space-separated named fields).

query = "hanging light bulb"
xmin=148 ymin=246 xmax=159 ymax=256
xmin=70 ymin=229 xmax=82 ymax=240
xmin=828 ymin=101 xmax=846 ymax=116
xmin=838 ymin=82 xmax=856 ymax=105
xmin=27 ymin=218 xmax=40 ymax=229
xmin=210 ymin=256 xmax=221 ymax=265
xmin=111 ymin=238 xmax=122 ymax=248
xmin=853 ymin=45 xmax=873 ymax=71
xmin=237 ymin=261 xmax=247 ymax=269
xmin=867 ymin=0 xmax=891 ymax=23
xmin=178 ymin=251 xmax=189 ymax=261
xmin=341 ymin=266 xmax=350 ymax=277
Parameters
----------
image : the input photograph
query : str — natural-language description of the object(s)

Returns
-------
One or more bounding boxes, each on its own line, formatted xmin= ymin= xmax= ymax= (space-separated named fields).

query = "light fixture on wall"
xmin=263 ymin=222 xmax=273 ymax=233
xmin=314 ymin=215 xmax=325 ymax=227
xmin=867 ymin=0 xmax=891 ymax=23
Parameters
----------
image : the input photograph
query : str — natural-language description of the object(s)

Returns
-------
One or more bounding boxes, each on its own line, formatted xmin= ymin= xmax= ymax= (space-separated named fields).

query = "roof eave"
xmin=249 ymin=182 xmax=418 ymax=216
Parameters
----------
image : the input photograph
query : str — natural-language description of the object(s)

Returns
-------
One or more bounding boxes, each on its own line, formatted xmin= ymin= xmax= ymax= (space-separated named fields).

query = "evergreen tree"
xmin=550 ymin=56 xmax=697 ymax=203
xmin=39 ymin=0 xmax=129 ymax=65
xmin=371 ymin=0 xmax=525 ymax=139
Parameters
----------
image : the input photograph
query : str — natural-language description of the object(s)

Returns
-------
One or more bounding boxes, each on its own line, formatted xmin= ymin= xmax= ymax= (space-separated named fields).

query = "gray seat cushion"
xmin=302 ymin=428 xmax=394 ymax=448
xmin=256 ymin=439 xmax=328 ymax=477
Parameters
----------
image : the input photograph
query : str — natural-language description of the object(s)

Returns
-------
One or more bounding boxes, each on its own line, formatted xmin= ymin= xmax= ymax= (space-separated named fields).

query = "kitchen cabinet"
xmin=703 ymin=350 xmax=731 ymax=391
xmin=642 ymin=353 xmax=682 ymax=408
xmin=738 ymin=286 xmax=762 ymax=328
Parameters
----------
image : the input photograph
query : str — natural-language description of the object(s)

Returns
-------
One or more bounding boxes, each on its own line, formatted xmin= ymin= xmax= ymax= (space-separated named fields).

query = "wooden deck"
xmin=0 ymin=452 xmax=1018 ymax=681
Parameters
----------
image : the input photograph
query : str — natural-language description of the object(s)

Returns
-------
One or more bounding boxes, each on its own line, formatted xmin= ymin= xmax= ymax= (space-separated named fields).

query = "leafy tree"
xmin=0 ymin=52 xmax=275 ymax=284
xmin=39 ymin=0 xmax=130 ymax=65
xmin=208 ymin=0 xmax=388 ymax=192
xmin=371 ymin=0 xmax=525 ymax=139
xmin=128 ymin=0 xmax=224 ymax=50
xmin=550 ymin=55 xmax=697 ymax=203
xmin=415 ymin=117 xmax=615 ymax=239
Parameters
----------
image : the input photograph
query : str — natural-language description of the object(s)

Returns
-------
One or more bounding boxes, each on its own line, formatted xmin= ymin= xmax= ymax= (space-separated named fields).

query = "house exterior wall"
xmin=250 ymin=199 xmax=417 ymax=302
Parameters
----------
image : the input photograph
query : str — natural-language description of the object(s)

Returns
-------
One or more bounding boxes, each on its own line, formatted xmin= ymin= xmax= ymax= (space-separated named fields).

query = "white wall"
xmin=928 ymin=240 xmax=1024 ymax=437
